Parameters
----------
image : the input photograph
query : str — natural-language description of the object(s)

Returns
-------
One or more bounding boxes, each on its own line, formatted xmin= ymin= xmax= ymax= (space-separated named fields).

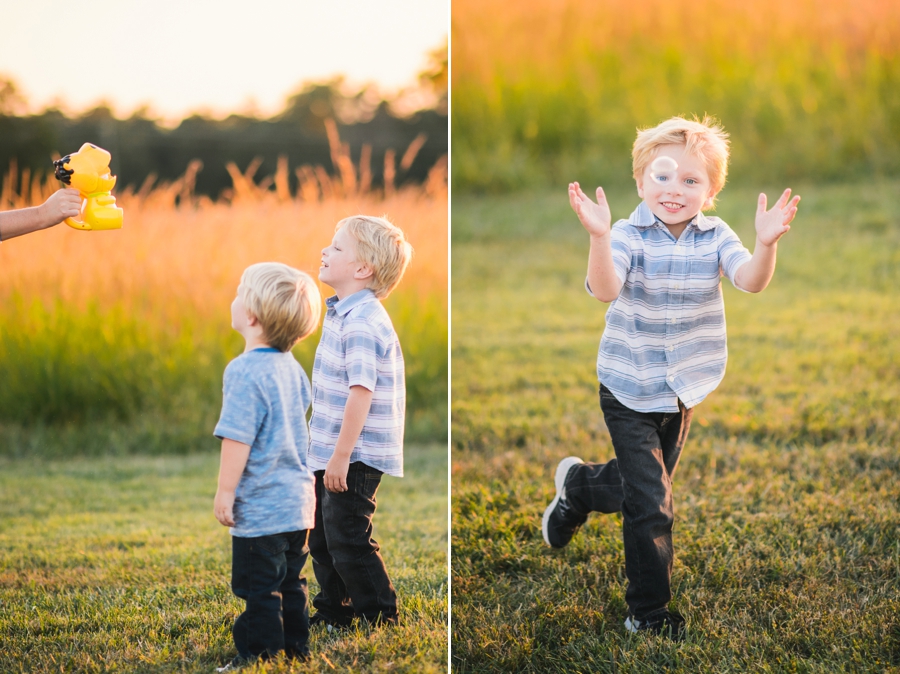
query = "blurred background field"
xmin=451 ymin=0 xmax=899 ymax=670
xmin=0 ymin=145 xmax=448 ymax=455
xmin=452 ymin=0 xmax=900 ymax=192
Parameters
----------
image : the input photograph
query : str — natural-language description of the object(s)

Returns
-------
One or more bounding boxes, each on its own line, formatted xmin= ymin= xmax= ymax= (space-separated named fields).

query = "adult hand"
xmin=39 ymin=188 xmax=83 ymax=227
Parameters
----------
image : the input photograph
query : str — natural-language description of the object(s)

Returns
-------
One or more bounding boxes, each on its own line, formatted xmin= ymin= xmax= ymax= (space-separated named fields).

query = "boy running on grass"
xmin=213 ymin=262 xmax=321 ymax=670
xmin=308 ymin=215 xmax=412 ymax=629
xmin=543 ymin=116 xmax=800 ymax=639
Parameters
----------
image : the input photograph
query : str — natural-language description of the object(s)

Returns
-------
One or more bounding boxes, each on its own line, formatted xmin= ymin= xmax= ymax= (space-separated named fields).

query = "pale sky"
xmin=0 ymin=0 xmax=448 ymax=121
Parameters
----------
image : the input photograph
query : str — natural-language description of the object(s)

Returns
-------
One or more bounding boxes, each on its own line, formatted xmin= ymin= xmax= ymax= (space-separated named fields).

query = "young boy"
xmin=543 ymin=116 xmax=800 ymax=639
xmin=213 ymin=262 xmax=322 ymax=669
xmin=307 ymin=215 xmax=413 ymax=628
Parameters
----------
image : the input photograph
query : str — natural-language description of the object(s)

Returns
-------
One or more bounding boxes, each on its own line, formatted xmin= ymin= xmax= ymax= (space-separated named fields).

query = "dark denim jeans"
xmin=230 ymin=530 xmax=310 ymax=660
xmin=309 ymin=462 xmax=398 ymax=624
xmin=565 ymin=385 xmax=693 ymax=620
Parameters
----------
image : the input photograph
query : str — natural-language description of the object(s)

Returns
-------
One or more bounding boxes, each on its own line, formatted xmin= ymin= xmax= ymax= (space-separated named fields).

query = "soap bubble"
xmin=650 ymin=156 xmax=678 ymax=184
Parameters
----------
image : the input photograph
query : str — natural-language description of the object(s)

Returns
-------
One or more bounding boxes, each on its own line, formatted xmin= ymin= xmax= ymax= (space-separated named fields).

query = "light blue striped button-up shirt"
xmin=589 ymin=201 xmax=752 ymax=412
xmin=308 ymin=289 xmax=405 ymax=477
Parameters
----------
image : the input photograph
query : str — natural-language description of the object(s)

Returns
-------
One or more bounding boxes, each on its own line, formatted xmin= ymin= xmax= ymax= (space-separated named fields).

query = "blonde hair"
xmin=633 ymin=115 xmax=730 ymax=201
xmin=238 ymin=262 xmax=322 ymax=352
xmin=337 ymin=215 xmax=413 ymax=299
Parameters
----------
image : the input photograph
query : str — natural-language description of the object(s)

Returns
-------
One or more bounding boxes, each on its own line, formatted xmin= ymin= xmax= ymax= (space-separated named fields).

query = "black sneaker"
xmin=541 ymin=456 xmax=587 ymax=548
xmin=625 ymin=610 xmax=686 ymax=641
xmin=309 ymin=612 xmax=353 ymax=633
xmin=216 ymin=656 xmax=250 ymax=672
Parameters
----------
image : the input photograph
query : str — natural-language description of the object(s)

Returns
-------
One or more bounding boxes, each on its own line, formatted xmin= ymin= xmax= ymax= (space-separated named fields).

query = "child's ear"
xmin=246 ymin=311 xmax=260 ymax=326
xmin=354 ymin=262 xmax=374 ymax=282
xmin=636 ymin=179 xmax=645 ymax=200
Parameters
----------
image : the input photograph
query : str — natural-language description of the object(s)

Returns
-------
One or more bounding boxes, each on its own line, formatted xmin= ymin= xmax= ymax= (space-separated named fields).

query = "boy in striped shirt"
xmin=308 ymin=215 xmax=413 ymax=628
xmin=542 ymin=116 xmax=801 ymax=639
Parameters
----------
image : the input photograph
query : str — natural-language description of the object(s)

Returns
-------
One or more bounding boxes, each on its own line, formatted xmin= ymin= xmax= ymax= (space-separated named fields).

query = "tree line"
xmin=0 ymin=79 xmax=447 ymax=199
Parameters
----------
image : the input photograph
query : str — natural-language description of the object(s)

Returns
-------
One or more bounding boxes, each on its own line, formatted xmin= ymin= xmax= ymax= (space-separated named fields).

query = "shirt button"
xmin=667 ymin=346 xmax=674 ymax=352
xmin=667 ymin=375 xmax=675 ymax=382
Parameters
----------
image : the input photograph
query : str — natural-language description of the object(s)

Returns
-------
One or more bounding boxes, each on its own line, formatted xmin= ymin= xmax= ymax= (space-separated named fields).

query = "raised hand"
xmin=756 ymin=189 xmax=800 ymax=246
xmin=569 ymin=182 xmax=611 ymax=238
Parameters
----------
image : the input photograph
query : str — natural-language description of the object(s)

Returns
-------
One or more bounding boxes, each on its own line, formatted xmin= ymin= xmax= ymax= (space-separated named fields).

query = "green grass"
xmin=0 ymin=286 xmax=448 ymax=451
xmin=0 ymin=445 xmax=447 ymax=673
xmin=451 ymin=180 xmax=900 ymax=672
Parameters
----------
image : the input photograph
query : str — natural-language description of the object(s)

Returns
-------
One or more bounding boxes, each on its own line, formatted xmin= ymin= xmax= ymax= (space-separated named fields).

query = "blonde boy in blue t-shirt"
xmin=213 ymin=262 xmax=321 ymax=670
xmin=543 ymin=116 xmax=801 ymax=640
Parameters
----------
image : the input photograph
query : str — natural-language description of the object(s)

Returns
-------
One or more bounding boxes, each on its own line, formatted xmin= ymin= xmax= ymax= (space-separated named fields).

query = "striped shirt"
xmin=589 ymin=201 xmax=752 ymax=412
xmin=308 ymin=289 xmax=405 ymax=477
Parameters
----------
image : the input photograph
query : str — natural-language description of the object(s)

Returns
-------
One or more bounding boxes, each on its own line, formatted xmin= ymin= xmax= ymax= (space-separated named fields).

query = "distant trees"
xmin=0 ymin=77 xmax=447 ymax=199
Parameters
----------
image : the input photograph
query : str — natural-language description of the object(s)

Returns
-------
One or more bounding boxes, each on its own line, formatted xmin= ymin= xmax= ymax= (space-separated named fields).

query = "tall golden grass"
xmin=0 ymin=127 xmax=448 ymax=435
xmin=0 ymin=131 xmax=447 ymax=318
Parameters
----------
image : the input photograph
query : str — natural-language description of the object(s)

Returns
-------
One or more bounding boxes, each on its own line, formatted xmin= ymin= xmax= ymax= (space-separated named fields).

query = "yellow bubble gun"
xmin=53 ymin=143 xmax=124 ymax=231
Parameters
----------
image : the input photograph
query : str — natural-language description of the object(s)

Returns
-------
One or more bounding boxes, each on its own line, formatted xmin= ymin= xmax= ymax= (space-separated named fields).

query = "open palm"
xmin=569 ymin=182 xmax=611 ymax=237
xmin=756 ymin=189 xmax=801 ymax=246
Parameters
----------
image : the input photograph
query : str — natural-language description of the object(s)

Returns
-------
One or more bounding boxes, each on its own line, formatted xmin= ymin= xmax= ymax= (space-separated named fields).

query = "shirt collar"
xmin=326 ymin=288 xmax=377 ymax=316
xmin=629 ymin=201 xmax=716 ymax=232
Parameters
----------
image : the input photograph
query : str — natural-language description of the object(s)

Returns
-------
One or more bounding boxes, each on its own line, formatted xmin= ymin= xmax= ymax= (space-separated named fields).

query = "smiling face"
xmin=637 ymin=143 xmax=716 ymax=230
xmin=319 ymin=225 xmax=371 ymax=297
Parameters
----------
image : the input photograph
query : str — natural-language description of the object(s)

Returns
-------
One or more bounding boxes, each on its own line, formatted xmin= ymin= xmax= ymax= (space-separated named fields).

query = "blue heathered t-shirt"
xmin=213 ymin=347 xmax=316 ymax=538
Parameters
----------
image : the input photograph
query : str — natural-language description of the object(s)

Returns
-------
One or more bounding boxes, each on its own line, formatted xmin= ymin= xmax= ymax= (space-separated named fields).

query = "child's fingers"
xmin=325 ymin=475 xmax=348 ymax=493
xmin=568 ymin=184 xmax=580 ymax=210
xmin=595 ymin=186 xmax=606 ymax=204
xmin=757 ymin=193 xmax=768 ymax=214
xmin=215 ymin=508 xmax=233 ymax=527
xmin=776 ymin=188 xmax=792 ymax=209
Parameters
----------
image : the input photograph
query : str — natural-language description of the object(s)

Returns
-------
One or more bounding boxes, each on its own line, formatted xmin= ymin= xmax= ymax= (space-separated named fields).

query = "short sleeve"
xmin=213 ymin=361 xmax=267 ymax=445
xmin=585 ymin=222 xmax=631 ymax=296
xmin=343 ymin=318 xmax=379 ymax=391
xmin=299 ymin=367 xmax=312 ymax=416
xmin=716 ymin=222 xmax=753 ymax=292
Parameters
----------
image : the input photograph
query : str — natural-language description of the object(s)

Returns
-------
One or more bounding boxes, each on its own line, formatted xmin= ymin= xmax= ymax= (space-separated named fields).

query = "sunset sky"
xmin=1 ymin=0 xmax=448 ymax=121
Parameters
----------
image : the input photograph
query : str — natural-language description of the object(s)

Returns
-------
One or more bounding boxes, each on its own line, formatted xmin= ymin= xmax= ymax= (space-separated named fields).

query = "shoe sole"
xmin=541 ymin=456 xmax=584 ymax=546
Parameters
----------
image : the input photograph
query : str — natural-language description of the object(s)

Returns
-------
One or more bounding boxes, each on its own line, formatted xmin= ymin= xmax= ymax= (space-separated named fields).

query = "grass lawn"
xmin=451 ymin=181 xmax=900 ymax=672
xmin=0 ymin=444 xmax=448 ymax=673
